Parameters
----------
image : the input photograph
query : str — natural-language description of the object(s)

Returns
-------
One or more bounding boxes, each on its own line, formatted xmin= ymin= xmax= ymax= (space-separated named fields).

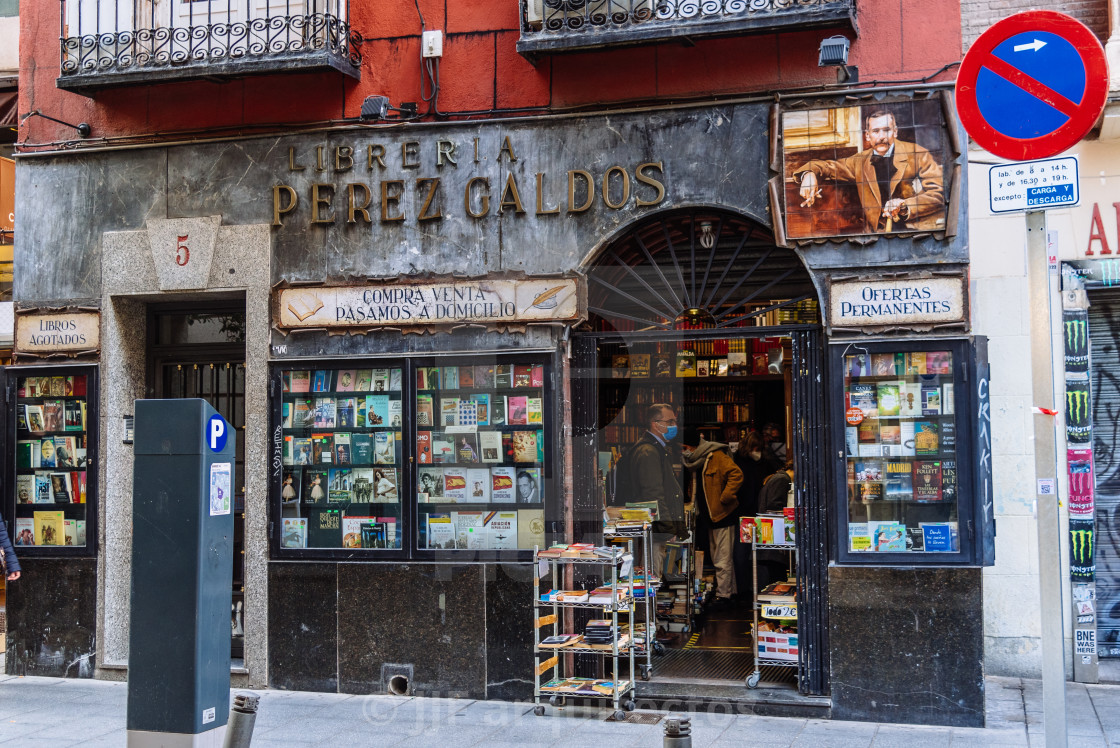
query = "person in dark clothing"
xmin=732 ymin=433 xmax=777 ymax=598
xmin=0 ymin=519 xmax=22 ymax=581
xmin=755 ymin=461 xmax=794 ymax=592
xmin=630 ymin=403 xmax=685 ymax=575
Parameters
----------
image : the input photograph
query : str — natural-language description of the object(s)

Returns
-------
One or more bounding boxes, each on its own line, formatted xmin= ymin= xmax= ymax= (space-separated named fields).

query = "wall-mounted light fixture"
xmin=19 ymin=110 xmax=91 ymax=138
xmin=819 ymin=35 xmax=857 ymax=83
xmin=359 ymin=96 xmax=418 ymax=122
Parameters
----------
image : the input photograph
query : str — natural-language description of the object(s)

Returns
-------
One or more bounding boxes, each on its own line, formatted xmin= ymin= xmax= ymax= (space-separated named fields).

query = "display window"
xmin=8 ymin=365 xmax=98 ymax=555
xmin=832 ymin=340 xmax=983 ymax=564
xmin=271 ymin=354 xmax=552 ymax=558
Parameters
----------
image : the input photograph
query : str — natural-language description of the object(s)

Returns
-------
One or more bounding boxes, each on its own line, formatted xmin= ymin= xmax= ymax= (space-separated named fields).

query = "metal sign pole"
xmin=1026 ymin=210 xmax=1068 ymax=747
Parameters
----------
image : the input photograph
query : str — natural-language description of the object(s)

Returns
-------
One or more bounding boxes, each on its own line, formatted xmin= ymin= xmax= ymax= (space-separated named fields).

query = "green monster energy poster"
xmin=1063 ymin=309 xmax=1089 ymax=373
xmin=1070 ymin=518 xmax=1095 ymax=582
xmin=1065 ymin=377 xmax=1091 ymax=445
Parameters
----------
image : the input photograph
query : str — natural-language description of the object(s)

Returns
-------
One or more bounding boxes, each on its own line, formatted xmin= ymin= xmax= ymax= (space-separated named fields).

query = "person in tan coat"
xmin=683 ymin=438 xmax=744 ymax=607
xmin=795 ymin=110 xmax=945 ymax=233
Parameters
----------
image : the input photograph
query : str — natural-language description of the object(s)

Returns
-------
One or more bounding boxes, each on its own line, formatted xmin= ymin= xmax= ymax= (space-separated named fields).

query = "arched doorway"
xmin=572 ymin=208 xmax=829 ymax=698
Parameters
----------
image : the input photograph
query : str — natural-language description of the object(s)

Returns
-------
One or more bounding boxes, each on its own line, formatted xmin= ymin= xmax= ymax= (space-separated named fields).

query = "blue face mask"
xmin=664 ymin=425 xmax=678 ymax=441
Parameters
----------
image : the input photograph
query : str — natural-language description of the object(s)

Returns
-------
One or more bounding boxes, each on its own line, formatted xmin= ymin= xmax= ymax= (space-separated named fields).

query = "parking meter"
xmin=127 ymin=399 xmax=235 ymax=747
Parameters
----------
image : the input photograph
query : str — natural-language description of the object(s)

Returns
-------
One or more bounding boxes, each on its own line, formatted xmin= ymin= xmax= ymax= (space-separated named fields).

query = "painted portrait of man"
xmin=783 ymin=101 xmax=950 ymax=239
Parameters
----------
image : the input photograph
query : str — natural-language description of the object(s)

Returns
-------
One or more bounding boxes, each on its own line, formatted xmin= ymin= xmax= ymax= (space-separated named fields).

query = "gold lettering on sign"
xmin=465 ymin=177 xmax=490 ymax=218
xmin=437 ymin=140 xmax=458 ymax=167
xmin=500 ymin=174 xmax=525 ymax=214
xmin=417 ymin=178 xmax=443 ymax=221
xmin=603 ymin=166 xmax=631 ymax=210
xmin=273 ymin=185 xmax=298 ymax=226
xmin=288 ymin=147 xmax=306 ymax=172
xmin=335 ymin=146 xmax=354 ymax=172
xmin=368 ymin=145 xmax=386 ymax=170
xmin=499 ymin=136 xmax=517 ymax=162
xmin=381 ymin=180 xmax=405 ymax=222
xmin=402 ymin=141 xmax=421 ymax=169
xmin=473 ymin=137 xmax=481 ymax=164
xmin=536 ymin=173 xmax=560 ymax=215
xmin=568 ymin=170 xmax=594 ymax=213
xmin=347 ymin=183 xmax=372 ymax=224
xmin=311 ymin=183 xmax=335 ymax=224
xmin=635 ymin=161 xmax=666 ymax=207
xmin=316 ymin=146 xmax=326 ymax=172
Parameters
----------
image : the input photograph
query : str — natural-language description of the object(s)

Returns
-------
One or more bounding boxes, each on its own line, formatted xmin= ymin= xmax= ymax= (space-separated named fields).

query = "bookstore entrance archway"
xmin=572 ymin=208 xmax=830 ymax=698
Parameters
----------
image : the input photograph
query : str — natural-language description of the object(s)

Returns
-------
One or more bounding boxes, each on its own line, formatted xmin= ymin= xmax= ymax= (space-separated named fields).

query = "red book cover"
xmin=417 ymin=431 xmax=432 ymax=464
xmin=72 ymin=375 xmax=88 ymax=397
xmin=513 ymin=365 xmax=533 ymax=388
xmin=530 ymin=364 xmax=544 ymax=388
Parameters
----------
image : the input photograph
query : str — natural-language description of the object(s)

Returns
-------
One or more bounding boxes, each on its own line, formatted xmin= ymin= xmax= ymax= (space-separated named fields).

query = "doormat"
xmin=604 ymin=712 xmax=663 ymax=725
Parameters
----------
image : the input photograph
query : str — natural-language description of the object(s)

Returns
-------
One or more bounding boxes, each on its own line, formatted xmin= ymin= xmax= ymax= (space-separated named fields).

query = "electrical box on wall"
xmin=422 ymin=30 xmax=443 ymax=58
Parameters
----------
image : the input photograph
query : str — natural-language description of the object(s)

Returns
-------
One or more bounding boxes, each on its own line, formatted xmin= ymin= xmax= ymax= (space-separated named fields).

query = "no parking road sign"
xmin=957 ymin=11 xmax=1108 ymax=161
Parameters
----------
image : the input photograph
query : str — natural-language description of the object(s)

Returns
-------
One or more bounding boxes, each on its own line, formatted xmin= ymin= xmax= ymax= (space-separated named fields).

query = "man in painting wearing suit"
xmin=795 ymin=110 xmax=944 ymax=233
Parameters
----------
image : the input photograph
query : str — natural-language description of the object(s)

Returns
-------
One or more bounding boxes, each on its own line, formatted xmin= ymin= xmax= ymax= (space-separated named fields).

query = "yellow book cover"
xmin=33 ymin=510 xmax=65 ymax=546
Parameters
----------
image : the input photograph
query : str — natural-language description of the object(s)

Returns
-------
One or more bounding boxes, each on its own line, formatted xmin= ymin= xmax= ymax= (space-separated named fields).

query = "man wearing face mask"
xmin=630 ymin=403 xmax=685 ymax=574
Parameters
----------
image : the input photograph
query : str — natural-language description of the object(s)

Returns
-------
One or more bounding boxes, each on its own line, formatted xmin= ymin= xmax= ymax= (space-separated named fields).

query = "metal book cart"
xmin=747 ymin=532 xmax=798 ymax=689
xmin=604 ymin=523 xmax=662 ymax=680
xmin=532 ymin=543 xmax=638 ymax=720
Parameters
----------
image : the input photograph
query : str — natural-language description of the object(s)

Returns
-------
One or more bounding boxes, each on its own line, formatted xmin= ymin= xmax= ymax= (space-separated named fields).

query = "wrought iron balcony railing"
xmin=517 ymin=0 xmax=857 ymax=57
xmin=57 ymin=0 xmax=361 ymax=95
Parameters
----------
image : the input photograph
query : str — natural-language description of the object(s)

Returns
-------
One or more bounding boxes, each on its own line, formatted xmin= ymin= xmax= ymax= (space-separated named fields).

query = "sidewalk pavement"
xmin=0 ymin=674 xmax=1118 ymax=747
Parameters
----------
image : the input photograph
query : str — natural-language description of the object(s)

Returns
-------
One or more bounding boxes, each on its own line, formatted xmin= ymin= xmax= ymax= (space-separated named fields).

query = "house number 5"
xmin=176 ymin=235 xmax=190 ymax=266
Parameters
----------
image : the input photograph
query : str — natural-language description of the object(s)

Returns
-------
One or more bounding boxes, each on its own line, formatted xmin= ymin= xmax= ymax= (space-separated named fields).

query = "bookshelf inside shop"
xmin=843 ymin=350 xmax=962 ymax=555
xmin=13 ymin=371 xmax=95 ymax=551
xmin=598 ymin=337 xmax=787 ymax=456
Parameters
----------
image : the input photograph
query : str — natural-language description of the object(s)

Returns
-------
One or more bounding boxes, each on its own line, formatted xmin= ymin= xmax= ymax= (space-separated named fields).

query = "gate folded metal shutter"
xmin=1089 ymin=290 xmax=1120 ymax=657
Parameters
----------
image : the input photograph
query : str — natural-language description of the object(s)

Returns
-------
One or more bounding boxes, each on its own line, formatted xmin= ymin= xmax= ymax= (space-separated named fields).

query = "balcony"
xmin=517 ymin=0 xmax=857 ymax=58
xmin=57 ymin=0 xmax=361 ymax=95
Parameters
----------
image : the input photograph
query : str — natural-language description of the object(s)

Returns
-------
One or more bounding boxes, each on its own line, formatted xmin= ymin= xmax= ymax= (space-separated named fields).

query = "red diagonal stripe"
xmin=981 ymin=53 xmax=1081 ymax=118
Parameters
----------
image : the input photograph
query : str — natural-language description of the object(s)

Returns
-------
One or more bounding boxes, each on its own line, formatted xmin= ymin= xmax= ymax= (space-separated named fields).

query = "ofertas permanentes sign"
xmin=989 ymin=156 xmax=1079 ymax=213
xmin=276 ymin=278 xmax=582 ymax=330
xmin=829 ymin=277 xmax=966 ymax=328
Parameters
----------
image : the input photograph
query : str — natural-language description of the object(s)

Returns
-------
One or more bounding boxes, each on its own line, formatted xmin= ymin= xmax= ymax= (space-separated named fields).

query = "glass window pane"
xmin=15 ymin=372 xmax=91 ymax=548
xmin=843 ymin=350 xmax=960 ymax=554
xmin=279 ymin=366 xmax=404 ymax=551
xmin=416 ymin=360 xmax=547 ymax=552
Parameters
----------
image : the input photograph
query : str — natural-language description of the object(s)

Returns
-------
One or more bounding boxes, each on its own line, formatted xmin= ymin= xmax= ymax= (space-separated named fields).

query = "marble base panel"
xmin=828 ymin=566 xmax=984 ymax=727
xmin=267 ymin=563 xmax=337 ymax=692
xmin=268 ymin=561 xmax=534 ymax=700
xmin=5 ymin=558 xmax=97 ymax=678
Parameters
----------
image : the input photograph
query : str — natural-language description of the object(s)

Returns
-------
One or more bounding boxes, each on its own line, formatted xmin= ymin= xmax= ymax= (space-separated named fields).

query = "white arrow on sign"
xmin=1013 ymin=38 xmax=1047 ymax=52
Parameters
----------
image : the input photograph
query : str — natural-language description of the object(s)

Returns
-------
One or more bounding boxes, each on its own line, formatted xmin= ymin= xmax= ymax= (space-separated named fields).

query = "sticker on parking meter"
xmin=207 ymin=413 xmax=228 ymax=453
xmin=210 ymin=462 xmax=231 ymax=516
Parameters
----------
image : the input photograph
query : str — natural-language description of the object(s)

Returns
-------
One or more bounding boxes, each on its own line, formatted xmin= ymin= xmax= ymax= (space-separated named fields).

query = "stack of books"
xmin=583 ymin=619 xmax=618 ymax=645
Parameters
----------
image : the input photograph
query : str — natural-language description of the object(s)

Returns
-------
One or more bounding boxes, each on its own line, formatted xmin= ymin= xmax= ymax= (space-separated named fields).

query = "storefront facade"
xmin=3 ymin=84 xmax=1000 ymax=726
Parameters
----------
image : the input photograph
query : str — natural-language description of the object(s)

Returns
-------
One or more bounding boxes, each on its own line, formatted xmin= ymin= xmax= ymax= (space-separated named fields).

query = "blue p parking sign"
xmin=207 ymin=414 xmax=228 ymax=453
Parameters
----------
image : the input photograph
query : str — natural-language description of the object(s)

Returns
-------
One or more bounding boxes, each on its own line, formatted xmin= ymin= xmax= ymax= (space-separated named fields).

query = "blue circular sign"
xmin=207 ymin=414 xmax=229 ymax=453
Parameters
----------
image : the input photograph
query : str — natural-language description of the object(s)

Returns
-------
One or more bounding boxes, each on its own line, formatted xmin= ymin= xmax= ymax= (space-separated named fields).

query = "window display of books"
xmin=13 ymin=373 xmax=91 ymax=548
xmin=279 ymin=367 xmax=404 ymax=550
xmin=416 ymin=362 xmax=547 ymax=552
xmin=842 ymin=351 xmax=960 ymax=554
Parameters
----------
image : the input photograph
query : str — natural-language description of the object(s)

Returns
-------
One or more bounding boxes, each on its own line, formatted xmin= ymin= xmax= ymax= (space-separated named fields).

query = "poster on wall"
xmin=779 ymin=98 xmax=954 ymax=240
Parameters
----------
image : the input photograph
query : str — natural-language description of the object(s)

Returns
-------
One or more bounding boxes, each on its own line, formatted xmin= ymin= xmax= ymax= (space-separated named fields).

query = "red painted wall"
xmin=18 ymin=0 xmax=962 ymax=148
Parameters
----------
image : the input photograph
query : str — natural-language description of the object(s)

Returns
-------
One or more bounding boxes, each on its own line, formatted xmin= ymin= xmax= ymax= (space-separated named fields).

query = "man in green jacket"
xmin=630 ymin=403 xmax=685 ymax=576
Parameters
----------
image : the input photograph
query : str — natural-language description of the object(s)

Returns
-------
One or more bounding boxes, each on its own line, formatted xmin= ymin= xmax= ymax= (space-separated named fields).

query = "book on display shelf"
xmin=336 ymin=370 xmax=357 ymax=392
xmin=442 ymin=366 xmax=459 ymax=390
xmin=351 ymin=434 xmax=373 ymax=465
xmin=454 ymin=511 xmax=486 ymax=550
xmin=417 ymin=466 xmax=444 ymax=501
xmin=374 ymin=432 xmax=396 ymax=464
xmin=432 ymin=436 xmax=454 ymax=463
xmin=427 ymin=514 xmax=455 ymax=549
xmin=912 ymin=461 xmax=942 ymax=501
xmin=444 ymin=468 xmax=468 ymax=502
xmin=471 ymin=394 xmax=490 ymax=426
xmin=491 ymin=467 xmax=516 ymax=502
xmin=467 ymin=469 xmax=491 ymax=502
xmin=913 ymin=421 xmax=939 ymax=456
xmin=282 ymin=518 xmax=307 ymax=548
xmin=307 ymin=508 xmax=342 ymax=547
xmin=417 ymin=394 xmax=434 ymax=427
xmin=459 ymin=367 xmax=475 ymax=388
